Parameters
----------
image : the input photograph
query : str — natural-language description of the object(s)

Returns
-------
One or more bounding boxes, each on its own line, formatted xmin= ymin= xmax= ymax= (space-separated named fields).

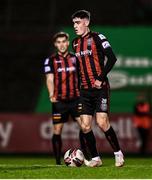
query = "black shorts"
xmin=52 ymin=98 xmax=80 ymax=124
xmin=79 ymin=87 xmax=110 ymax=116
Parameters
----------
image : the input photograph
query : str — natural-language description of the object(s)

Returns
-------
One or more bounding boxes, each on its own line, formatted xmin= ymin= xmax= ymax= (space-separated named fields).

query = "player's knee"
xmin=81 ymin=123 xmax=91 ymax=133
xmin=53 ymin=125 xmax=62 ymax=135
xmin=96 ymin=113 xmax=110 ymax=132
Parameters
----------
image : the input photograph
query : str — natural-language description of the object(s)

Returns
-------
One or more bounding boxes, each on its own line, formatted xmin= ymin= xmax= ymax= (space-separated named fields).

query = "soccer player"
xmin=71 ymin=10 xmax=124 ymax=167
xmin=44 ymin=32 xmax=89 ymax=165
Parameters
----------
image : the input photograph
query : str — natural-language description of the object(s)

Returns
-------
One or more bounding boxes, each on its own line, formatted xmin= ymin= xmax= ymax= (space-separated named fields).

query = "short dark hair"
xmin=71 ymin=10 xmax=90 ymax=21
xmin=53 ymin=32 xmax=69 ymax=42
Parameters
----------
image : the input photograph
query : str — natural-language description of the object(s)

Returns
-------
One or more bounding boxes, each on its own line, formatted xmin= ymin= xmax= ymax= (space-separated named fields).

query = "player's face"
xmin=73 ymin=17 xmax=89 ymax=36
xmin=54 ymin=37 xmax=69 ymax=54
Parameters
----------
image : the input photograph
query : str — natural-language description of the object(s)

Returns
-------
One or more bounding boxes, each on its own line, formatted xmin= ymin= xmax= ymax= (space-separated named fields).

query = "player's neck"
xmin=81 ymin=28 xmax=90 ymax=37
xmin=58 ymin=51 xmax=68 ymax=58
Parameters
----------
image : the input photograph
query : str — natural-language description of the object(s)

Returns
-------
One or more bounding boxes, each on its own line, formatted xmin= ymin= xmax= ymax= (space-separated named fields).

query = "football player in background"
xmin=44 ymin=32 xmax=90 ymax=164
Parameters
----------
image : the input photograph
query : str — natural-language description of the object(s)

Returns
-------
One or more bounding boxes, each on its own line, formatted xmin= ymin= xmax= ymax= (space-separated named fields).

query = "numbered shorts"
xmin=79 ymin=87 xmax=110 ymax=116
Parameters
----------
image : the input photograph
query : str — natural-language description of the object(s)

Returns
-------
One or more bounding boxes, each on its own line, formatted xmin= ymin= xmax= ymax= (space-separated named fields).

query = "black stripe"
xmin=56 ymin=54 xmax=62 ymax=98
xmin=87 ymin=37 xmax=98 ymax=79
xmin=64 ymin=56 xmax=70 ymax=99
xmin=80 ymin=38 xmax=92 ymax=88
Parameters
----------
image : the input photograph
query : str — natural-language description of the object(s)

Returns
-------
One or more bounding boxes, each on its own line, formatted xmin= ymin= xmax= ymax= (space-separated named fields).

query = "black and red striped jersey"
xmin=72 ymin=31 xmax=117 ymax=89
xmin=44 ymin=52 xmax=80 ymax=100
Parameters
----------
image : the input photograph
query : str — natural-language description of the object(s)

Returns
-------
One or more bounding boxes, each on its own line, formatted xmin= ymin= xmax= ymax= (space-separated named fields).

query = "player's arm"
xmin=95 ymin=35 xmax=117 ymax=88
xmin=44 ymin=58 xmax=57 ymax=102
xmin=45 ymin=73 xmax=55 ymax=102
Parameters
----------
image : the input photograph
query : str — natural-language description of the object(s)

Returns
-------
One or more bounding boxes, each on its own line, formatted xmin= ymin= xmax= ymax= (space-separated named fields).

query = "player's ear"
xmin=67 ymin=40 xmax=70 ymax=46
xmin=54 ymin=41 xmax=57 ymax=48
xmin=84 ymin=18 xmax=90 ymax=27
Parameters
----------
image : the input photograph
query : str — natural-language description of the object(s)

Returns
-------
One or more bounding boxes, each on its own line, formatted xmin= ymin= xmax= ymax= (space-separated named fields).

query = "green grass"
xmin=0 ymin=156 xmax=152 ymax=178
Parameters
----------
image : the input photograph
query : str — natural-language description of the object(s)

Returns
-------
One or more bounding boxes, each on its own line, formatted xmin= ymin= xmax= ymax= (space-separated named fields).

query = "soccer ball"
xmin=64 ymin=149 xmax=84 ymax=167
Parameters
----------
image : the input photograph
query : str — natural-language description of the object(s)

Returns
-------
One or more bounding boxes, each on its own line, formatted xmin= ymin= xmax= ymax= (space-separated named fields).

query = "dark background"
xmin=0 ymin=0 xmax=152 ymax=112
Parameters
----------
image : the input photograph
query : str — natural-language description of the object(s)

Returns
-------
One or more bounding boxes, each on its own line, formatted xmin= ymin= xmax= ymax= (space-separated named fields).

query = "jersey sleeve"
xmin=96 ymin=33 xmax=117 ymax=81
xmin=44 ymin=57 xmax=54 ymax=74
xmin=98 ymin=34 xmax=111 ymax=50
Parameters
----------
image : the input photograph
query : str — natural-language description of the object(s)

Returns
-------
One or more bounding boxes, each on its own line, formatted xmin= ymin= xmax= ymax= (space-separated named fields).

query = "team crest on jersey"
xmin=87 ymin=38 xmax=92 ymax=46
xmin=70 ymin=57 xmax=76 ymax=64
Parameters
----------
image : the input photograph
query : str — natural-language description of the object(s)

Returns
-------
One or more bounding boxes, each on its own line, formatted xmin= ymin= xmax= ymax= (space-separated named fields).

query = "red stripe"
xmin=92 ymin=40 xmax=102 ymax=76
xmin=83 ymin=38 xmax=95 ymax=87
xmin=76 ymin=39 xmax=88 ymax=88
xmin=60 ymin=57 xmax=67 ymax=99
xmin=67 ymin=56 xmax=74 ymax=98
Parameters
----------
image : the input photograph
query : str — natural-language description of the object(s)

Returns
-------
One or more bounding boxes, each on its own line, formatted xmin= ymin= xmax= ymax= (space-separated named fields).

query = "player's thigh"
xmin=52 ymin=101 xmax=69 ymax=125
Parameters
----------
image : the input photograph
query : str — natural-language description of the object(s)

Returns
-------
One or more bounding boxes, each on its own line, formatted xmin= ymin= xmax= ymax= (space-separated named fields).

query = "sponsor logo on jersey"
xmin=57 ymin=66 xmax=76 ymax=72
xmin=87 ymin=38 xmax=92 ymax=46
xmin=75 ymin=49 xmax=92 ymax=57
xmin=71 ymin=57 xmax=76 ymax=64
xmin=55 ymin=60 xmax=62 ymax=63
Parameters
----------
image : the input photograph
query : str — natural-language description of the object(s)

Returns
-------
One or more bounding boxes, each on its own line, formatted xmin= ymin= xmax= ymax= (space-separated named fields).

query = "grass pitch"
xmin=0 ymin=155 xmax=152 ymax=179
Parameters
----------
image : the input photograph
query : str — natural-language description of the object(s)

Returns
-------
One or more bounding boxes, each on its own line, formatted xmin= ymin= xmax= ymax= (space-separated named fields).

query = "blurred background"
xmin=0 ymin=0 xmax=152 ymax=154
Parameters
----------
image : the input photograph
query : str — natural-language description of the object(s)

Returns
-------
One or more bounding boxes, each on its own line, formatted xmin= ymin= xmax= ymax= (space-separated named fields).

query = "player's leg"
xmin=77 ymin=90 xmax=101 ymax=167
xmin=80 ymin=114 xmax=102 ymax=167
xmin=52 ymin=102 xmax=68 ymax=165
xmin=70 ymin=99 xmax=90 ymax=160
xmin=96 ymin=112 xmax=124 ymax=167
xmin=96 ymin=87 xmax=124 ymax=167
xmin=52 ymin=123 xmax=64 ymax=165
xmin=75 ymin=116 xmax=90 ymax=160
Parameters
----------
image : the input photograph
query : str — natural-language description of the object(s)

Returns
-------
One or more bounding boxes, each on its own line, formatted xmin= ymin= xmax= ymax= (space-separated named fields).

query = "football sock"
xmin=52 ymin=134 xmax=62 ymax=165
xmin=104 ymin=126 xmax=120 ymax=152
xmin=79 ymin=130 xmax=90 ymax=160
xmin=83 ymin=130 xmax=99 ymax=158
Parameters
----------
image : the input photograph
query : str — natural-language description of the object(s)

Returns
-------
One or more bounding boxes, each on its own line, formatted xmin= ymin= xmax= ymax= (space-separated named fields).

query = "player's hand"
xmin=94 ymin=80 xmax=102 ymax=89
xmin=49 ymin=95 xmax=58 ymax=103
xmin=94 ymin=80 xmax=106 ymax=89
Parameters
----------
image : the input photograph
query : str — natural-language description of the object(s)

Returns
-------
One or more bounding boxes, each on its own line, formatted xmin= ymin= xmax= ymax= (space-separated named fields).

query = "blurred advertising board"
xmin=0 ymin=114 xmax=151 ymax=153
